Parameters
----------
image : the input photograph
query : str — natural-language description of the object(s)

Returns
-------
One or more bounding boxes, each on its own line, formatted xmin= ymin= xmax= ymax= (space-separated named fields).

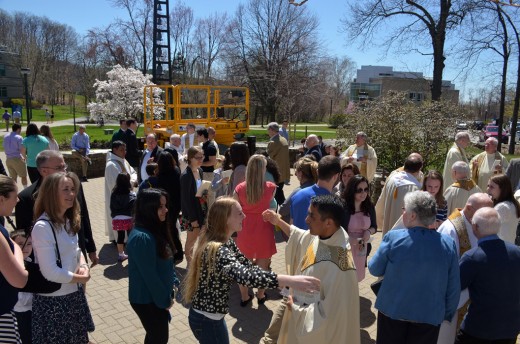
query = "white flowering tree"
xmin=88 ymin=65 xmax=164 ymax=121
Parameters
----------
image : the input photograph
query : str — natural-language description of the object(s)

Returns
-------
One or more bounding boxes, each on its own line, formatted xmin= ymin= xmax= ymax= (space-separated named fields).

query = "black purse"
xmin=20 ymin=219 xmax=62 ymax=294
xmin=370 ymin=278 xmax=383 ymax=296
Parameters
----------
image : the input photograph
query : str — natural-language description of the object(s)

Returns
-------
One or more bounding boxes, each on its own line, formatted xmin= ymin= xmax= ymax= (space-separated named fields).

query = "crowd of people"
xmin=0 ymin=117 xmax=519 ymax=344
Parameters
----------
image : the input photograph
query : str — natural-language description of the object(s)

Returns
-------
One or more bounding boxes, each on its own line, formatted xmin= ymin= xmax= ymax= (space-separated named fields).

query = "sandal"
xmin=240 ymin=295 xmax=253 ymax=307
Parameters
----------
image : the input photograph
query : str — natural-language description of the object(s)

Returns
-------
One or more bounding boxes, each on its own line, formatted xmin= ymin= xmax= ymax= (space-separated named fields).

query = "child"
xmin=10 ymin=230 xmax=33 ymax=344
xmin=211 ymin=150 xmax=231 ymax=199
xmin=111 ymin=173 xmax=137 ymax=262
xmin=138 ymin=163 xmax=158 ymax=192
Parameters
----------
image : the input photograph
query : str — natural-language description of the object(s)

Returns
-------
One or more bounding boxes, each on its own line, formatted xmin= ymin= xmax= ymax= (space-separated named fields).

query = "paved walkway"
xmin=79 ymin=172 xmax=380 ymax=343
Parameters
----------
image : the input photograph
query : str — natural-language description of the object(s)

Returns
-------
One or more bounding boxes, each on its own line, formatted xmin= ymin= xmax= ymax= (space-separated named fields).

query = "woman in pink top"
xmin=341 ymin=175 xmax=377 ymax=282
xmin=233 ymin=154 xmax=277 ymax=306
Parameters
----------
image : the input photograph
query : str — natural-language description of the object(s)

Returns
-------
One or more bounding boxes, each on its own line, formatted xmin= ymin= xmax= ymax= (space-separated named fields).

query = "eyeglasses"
xmin=41 ymin=164 xmax=68 ymax=172
xmin=193 ymin=155 xmax=204 ymax=160
xmin=355 ymin=187 xmax=369 ymax=193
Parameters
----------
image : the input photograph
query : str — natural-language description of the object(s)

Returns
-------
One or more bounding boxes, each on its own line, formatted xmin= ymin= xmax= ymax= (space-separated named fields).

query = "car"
xmin=456 ymin=121 xmax=468 ymax=131
xmin=471 ymin=121 xmax=485 ymax=130
xmin=480 ymin=125 xmax=508 ymax=143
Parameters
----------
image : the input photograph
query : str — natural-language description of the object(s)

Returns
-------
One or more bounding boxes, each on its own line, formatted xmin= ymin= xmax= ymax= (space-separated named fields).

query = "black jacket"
xmin=124 ymin=129 xmax=140 ymax=168
xmin=15 ymin=179 xmax=97 ymax=260
xmin=157 ymin=167 xmax=181 ymax=220
xmin=110 ymin=192 xmax=136 ymax=218
xmin=138 ymin=145 xmax=163 ymax=183
xmin=163 ymin=147 xmax=180 ymax=168
xmin=180 ymin=167 xmax=205 ymax=225
xmin=305 ymin=145 xmax=322 ymax=162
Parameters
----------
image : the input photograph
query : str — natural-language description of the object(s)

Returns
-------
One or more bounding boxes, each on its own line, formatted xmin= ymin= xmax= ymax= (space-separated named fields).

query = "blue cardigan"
xmin=127 ymin=226 xmax=175 ymax=309
xmin=459 ymin=236 xmax=520 ymax=340
xmin=368 ymin=227 xmax=460 ymax=326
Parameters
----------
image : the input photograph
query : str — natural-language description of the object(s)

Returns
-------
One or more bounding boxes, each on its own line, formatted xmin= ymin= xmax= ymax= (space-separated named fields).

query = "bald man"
xmin=375 ymin=153 xmax=423 ymax=235
xmin=456 ymin=207 xmax=520 ymax=343
xmin=436 ymin=193 xmax=494 ymax=344
xmin=444 ymin=161 xmax=482 ymax=215
xmin=470 ymin=137 xmax=509 ymax=191
xmin=443 ymin=132 xmax=470 ymax=191
xmin=303 ymin=135 xmax=322 ymax=162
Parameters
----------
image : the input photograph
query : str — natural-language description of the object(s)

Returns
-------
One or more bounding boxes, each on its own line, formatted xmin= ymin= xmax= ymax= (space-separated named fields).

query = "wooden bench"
xmin=104 ymin=128 xmax=114 ymax=135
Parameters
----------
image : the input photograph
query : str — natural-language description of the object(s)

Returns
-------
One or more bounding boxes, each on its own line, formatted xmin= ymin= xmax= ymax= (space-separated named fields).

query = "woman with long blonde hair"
xmin=233 ymin=154 xmax=277 ymax=306
xmin=184 ymin=197 xmax=319 ymax=344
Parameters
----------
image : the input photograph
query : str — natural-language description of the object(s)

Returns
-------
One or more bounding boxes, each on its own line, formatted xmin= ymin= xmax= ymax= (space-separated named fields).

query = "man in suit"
xmin=267 ymin=122 xmax=290 ymax=204
xmin=456 ymin=207 xmax=520 ymax=343
xmin=124 ymin=118 xmax=140 ymax=168
xmin=15 ymin=150 xmax=99 ymax=266
xmin=138 ymin=133 xmax=163 ymax=183
xmin=111 ymin=118 xmax=127 ymax=143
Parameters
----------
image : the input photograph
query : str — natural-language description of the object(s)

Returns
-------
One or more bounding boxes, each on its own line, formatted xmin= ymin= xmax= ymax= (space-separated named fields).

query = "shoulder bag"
xmin=20 ymin=219 xmax=62 ymax=294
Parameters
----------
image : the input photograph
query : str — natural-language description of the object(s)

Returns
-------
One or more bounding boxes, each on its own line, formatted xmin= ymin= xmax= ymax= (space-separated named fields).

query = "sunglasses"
xmin=355 ymin=187 xmax=369 ymax=193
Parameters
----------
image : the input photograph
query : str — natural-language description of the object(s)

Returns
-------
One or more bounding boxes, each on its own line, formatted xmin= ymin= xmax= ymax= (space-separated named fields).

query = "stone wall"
xmin=63 ymin=150 xmax=109 ymax=179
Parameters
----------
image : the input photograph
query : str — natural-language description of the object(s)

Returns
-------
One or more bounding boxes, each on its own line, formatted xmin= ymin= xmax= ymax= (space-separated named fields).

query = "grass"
xmin=0 ymin=125 xmax=146 ymax=151
xmin=5 ymin=104 xmax=90 ymax=123
xmin=247 ymin=126 xmax=338 ymax=141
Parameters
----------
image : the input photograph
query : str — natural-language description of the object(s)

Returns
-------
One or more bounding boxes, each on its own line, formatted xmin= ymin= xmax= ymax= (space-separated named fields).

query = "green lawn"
xmin=4 ymin=104 xmax=90 ymax=123
xmin=0 ymin=125 xmax=146 ymax=151
xmin=246 ymin=127 xmax=337 ymax=141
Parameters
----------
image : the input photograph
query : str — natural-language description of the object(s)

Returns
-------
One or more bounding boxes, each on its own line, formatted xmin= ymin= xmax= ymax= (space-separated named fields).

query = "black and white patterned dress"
xmin=191 ymin=239 xmax=279 ymax=315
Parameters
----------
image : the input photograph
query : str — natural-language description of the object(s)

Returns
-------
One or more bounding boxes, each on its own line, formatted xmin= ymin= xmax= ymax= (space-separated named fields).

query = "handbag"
xmin=20 ymin=219 xmax=62 ymax=294
xmin=370 ymin=278 xmax=383 ymax=296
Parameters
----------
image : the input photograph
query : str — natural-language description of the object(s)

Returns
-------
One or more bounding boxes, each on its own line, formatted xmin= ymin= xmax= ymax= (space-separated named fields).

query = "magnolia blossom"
xmin=88 ymin=65 xmax=164 ymax=120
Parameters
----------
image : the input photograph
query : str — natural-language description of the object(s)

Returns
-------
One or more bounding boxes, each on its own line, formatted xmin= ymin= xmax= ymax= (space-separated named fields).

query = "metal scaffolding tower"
xmin=152 ymin=0 xmax=171 ymax=84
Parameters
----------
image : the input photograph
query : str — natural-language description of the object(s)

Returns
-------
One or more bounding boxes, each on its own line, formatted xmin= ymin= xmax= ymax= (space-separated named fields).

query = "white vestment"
xmin=277 ymin=225 xmax=360 ymax=344
xmin=443 ymin=180 xmax=482 ymax=215
xmin=104 ymin=152 xmax=138 ymax=241
xmin=442 ymin=143 xmax=469 ymax=191
xmin=495 ymin=201 xmax=519 ymax=244
xmin=436 ymin=210 xmax=476 ymax=344
xmin=341 ymin=144 xmax=377 ymax=182
xmin=375 ymin=171 xmax=421 ymax=235
xmin=470 ymin=152 xmax=509 ymax=191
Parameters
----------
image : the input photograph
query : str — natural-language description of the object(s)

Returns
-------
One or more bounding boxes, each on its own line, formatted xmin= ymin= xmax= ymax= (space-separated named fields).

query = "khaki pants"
xmin=72 ymin=150 xmax=88 ymax=178
xmin=260 ymin=297 xmax=287 ymax=344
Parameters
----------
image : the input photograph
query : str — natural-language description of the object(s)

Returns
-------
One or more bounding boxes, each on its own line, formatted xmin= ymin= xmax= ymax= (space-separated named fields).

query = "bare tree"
xmin=225 ymin=0 xmax=321 ymax=122
xmin=343 ymin=0 xmax=473 ymax=101
xmin=109 ymin=0 xmax=154 ymax=74
xmin=193 ymin=12 xmax=230 ymax=82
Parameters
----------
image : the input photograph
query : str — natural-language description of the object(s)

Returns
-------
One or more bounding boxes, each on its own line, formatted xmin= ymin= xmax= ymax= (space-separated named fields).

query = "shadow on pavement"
xmin=360 ymin=296 xmax=376 ymax=328
xmin=361 ymin=329 xmax=376 ymax=343
xmin=228 ymin=284 xmax=276 ymax=343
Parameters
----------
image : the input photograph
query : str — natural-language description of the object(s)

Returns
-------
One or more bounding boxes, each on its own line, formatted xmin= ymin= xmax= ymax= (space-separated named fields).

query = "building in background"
xmin=0 ymin=46 xmax=23 ymax=106
xmin=350 ymin=65 xmax=459 ymax=104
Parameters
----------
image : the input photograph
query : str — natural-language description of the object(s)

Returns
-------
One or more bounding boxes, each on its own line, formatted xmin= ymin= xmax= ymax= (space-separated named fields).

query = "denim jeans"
xmin=189 ymin=308 xmax=229 ymax=344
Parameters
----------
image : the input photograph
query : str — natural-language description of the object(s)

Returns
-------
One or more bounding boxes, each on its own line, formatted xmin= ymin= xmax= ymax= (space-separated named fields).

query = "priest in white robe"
xmin=341 ymin=131 xmax=377 ymax=182
xmin=104 ymin=141 xmax=138 ymax=241
xmin=262 ymin=195 xmax=360 ymax=344
xmin=444 ymin=161 xmax=482 ymax=215
xmin=376 ymin=154 xmax=423 ymax=235
xmin=470 ymin=137 xmax=509 ymax=191
xmin=442 ymin=132 xmax=470 ymax=191
xmin=436 ymin=193 xmax=493 ymax=344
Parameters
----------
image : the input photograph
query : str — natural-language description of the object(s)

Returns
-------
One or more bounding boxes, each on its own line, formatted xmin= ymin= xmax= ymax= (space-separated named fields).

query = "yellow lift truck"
xmin=143 ymin=84 xmax=249 ymax=147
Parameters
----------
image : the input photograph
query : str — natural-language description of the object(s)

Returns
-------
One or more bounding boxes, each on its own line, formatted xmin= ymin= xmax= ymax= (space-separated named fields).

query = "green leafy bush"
xmin=328 ymin=113 xmax=348 ymax=128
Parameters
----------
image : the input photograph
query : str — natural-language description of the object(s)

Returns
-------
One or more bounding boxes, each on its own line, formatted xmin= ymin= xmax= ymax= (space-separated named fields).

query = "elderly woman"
xmin=369 ymin=191 xmax=460 ymax=344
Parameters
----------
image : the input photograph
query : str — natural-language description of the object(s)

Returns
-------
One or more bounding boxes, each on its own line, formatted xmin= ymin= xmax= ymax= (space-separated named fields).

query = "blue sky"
xmin=0 ymin=0 xmax=479 ymax=97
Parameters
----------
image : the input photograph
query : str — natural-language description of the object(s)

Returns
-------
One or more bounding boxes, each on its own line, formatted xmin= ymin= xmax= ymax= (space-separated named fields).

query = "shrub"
xmin=337 ymin=91 xmax=467 ymax=172
xmin=328 ymin=113 xmax=348 ymax=128
xmin=11 ymin=98 xmax=24 ymax=106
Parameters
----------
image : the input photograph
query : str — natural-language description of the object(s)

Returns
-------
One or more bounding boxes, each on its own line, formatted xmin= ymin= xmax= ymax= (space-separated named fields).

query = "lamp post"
xmin=20 ymin=68 xmax=31 ymax=125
